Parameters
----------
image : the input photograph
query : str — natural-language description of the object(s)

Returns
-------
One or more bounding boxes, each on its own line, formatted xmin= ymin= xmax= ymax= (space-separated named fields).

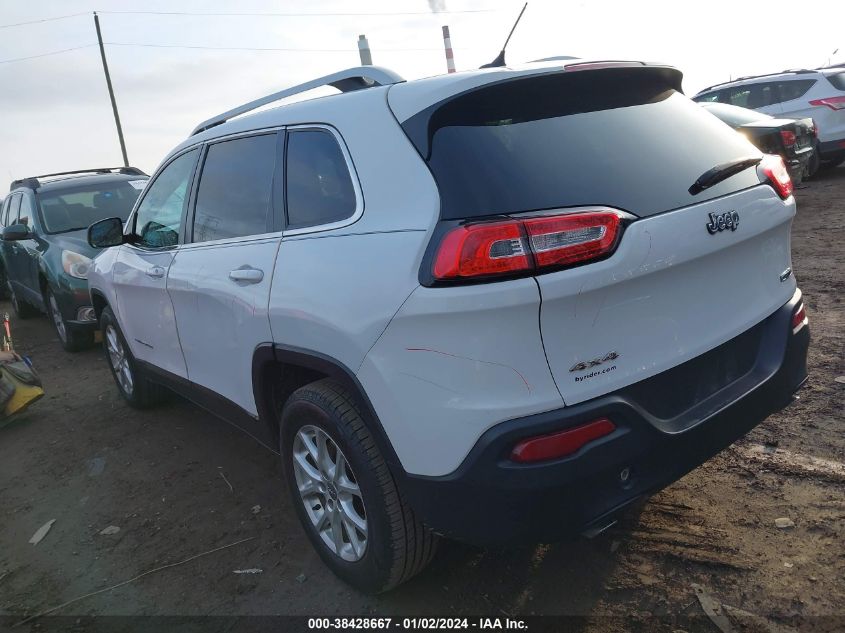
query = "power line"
xmin=0 ymin=41 xmax=478 ymax=64
xmin=0 ymin=44 xmax=96 ymax=64
xmin=104 ymin=42 xmax=450 ymax=53
xmin=0 ymin=13 xmax=87 ymax=29
xmin=0 ymin=8 xmax=494 ymax=29
xmin=96 ymin=9 xmax=494 ymax=17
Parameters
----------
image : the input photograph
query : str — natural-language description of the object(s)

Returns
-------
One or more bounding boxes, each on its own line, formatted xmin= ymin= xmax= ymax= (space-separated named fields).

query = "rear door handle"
xmin=145 ymin=266 xmax=166 ymax=279
xmin=228 ymin=267 xmax=264 ymax=283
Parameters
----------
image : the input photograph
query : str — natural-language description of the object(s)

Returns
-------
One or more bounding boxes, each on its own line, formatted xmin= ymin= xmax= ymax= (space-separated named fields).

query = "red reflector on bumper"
xmin=792 ymin=303 xmax=807 ymax=334
xmin=510 ymin=418 xmax=616 ymax=463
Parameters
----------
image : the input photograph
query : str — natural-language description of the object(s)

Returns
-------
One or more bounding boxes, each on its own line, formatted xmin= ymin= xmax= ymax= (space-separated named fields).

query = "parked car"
xmin=692 ymin=68 xmax=845 ymax=170
xmin=86 ymin=60 xmax=809 ymax=593
xmin=700 ymin=102 xmax=815 ymax=183
xmin=1 ymin=168 xmax=147 ymax=351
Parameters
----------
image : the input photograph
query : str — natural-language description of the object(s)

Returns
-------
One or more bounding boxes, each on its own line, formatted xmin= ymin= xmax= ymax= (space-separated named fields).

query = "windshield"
xmin=37 ymin=180 xmax=145 ymax=233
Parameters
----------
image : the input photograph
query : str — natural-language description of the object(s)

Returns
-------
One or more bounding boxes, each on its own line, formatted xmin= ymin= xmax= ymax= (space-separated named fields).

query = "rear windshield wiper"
xmin=688 ymin=156 xmax=762 ymax=195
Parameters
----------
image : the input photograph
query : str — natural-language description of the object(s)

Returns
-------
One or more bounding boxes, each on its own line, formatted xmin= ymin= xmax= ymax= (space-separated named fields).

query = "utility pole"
xmin=358 ymin=35 xmax=372 ymax=66
xmin=93 ymin=12 xmax=129 ymax=167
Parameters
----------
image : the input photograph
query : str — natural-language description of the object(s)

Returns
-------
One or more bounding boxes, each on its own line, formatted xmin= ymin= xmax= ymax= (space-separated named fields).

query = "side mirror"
xmin=88 ymin=217 xmax=125 ymax=249
xmin=2 ymin=224 xmax=31 ymax=241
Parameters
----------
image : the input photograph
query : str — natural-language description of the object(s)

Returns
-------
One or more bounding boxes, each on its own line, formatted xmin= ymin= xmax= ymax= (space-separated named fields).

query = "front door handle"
xmin=228 ymin=267 xmax=264 ymax=283
xmin=145 ymin=265 xmax=166 ymax=279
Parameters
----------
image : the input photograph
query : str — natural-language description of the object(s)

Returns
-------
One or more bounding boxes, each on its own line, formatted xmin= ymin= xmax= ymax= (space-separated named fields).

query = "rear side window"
xmin=193 ymin=134 xmax=277 ymax=243
xmin=826 ymin=72 xmax=845 ymax=90
xmin=402 ymin=69 xmax=762 ymax=220
xmin=777 ymin=79 xmax=817 ymax=101
xmin=285 ymin=129 xmax=356 ymax=230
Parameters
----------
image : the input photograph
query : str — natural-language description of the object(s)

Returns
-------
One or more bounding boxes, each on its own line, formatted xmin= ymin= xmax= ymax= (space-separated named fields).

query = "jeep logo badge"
xmin=706 ymin=211 xmax=739 ymax=234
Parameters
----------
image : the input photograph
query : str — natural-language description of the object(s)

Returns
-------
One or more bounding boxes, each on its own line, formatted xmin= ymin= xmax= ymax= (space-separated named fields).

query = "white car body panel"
xmin=269 ymin=230 xmax=428 ymax=374
xmin=538 ymin=186 xmax=796 ymax=404
xmin=357 ymin=279 xmax=564 ymax=476
xmin=167 ymin=236 xmax=281 ymax=415
xmin=112 ymin=246 xmax=186 ymax=378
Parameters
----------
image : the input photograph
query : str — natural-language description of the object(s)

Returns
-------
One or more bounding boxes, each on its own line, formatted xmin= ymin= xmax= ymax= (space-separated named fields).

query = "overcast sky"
xmin=0 ymin=0 xmax=842 ymax=184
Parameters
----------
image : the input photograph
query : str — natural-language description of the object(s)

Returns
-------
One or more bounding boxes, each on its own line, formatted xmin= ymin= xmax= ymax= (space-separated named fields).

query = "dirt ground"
xmin=0 ymin=167 xmax=842 ymax=632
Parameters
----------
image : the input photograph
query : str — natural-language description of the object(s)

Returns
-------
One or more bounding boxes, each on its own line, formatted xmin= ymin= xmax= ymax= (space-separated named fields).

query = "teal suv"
xmin=1 ymin=168 xmax=147 ymax=351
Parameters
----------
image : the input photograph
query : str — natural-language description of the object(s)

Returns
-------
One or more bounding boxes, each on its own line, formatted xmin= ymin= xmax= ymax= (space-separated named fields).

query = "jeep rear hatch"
xmin=396 ymin=65 xmax=797 ymax=409
xmin=396 ymin=65 xmax=763 ymax=219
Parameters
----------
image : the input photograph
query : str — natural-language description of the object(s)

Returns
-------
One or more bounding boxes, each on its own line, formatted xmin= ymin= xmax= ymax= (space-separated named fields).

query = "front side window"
xmin=286 ymin=129 xmax=356 ymax=229
xmin=133 ymin=149 xmax=198 ymax=248
xmin=37 ymin=181 xmax=144 ymax=234
xmin=17 ymin=194 xmax=33 ymax=228
xmin=8 ymin=194 xmax=22 ymax=225
xmin=193 ymin=134 xmax=277 ymax=243
xmin=0 ymin=197 xmax=10 ymax=226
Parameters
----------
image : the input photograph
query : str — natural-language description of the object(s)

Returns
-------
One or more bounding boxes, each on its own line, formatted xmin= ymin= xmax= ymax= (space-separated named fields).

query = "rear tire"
xmin=820 ymin=153 xmax=845 ymax=170
xmin=280 ymin=378 xmax=438 ymax=593
xmin=7 ymin=280 xmax=37 ymax=319
xmin=101 ymin=306 xmax=167 ymax=408
xmin=45 ymin=287 xmax=93 ymax=352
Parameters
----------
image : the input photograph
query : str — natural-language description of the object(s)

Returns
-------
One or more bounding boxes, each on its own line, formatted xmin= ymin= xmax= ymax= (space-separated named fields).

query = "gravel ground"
xmin=0 ymin=166 xmax=842 ymax=632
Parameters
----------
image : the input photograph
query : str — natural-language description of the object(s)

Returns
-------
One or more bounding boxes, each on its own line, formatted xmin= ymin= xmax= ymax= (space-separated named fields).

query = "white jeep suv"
xmin=87 ymin=60 xmax=810 ymax=593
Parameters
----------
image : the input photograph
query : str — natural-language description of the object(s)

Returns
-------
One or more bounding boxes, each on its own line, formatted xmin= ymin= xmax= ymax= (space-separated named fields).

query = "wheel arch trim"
xmin=252 ymin=342 xmax=408 ymax=477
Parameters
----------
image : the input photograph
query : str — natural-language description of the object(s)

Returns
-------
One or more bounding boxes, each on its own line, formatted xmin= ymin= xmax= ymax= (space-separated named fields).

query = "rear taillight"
xmin=510 ymin=418 xmax=616 ymax=463
xmin=433 ymin=221 xmax=531 ymax=279
xmin=792 ymin=302 xmax=808 ymax=334
xmin=761 ymin=154 xmax=794 ymax=200
xmin=432 ymin=210 xmax=623 ymax=281
xmin=808 ymin=96 xmax=845 ymax=110
xmin=780 ymin=130 xmax=796 ymax=147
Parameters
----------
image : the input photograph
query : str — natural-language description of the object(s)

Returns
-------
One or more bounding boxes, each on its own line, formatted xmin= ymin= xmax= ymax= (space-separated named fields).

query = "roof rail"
xmin=698 ymin=68 xmax=817 ymax=93
xmin=191 ymin=65 xmax=405 ymax=136
xmin=10 ymin=166 xmax=147 ymax=191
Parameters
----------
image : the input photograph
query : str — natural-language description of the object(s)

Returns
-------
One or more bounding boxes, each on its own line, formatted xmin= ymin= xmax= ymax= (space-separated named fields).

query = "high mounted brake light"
xmin=760 ymin=155 xmax=794 ymax=200
xmin=432 ymin=210 xmax=623 ymax=281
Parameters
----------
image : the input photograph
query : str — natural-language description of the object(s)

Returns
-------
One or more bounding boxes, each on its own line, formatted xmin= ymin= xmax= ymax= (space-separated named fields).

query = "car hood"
xmin=48 ymin=230 xmax=99 ymax=259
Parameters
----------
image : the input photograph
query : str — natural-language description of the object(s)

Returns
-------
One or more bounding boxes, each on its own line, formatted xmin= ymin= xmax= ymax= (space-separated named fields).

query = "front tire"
xmin=281 ymin=378 xmax=438 ymax=593
xmin=100 ymin=306 xmax=166 ymax=408
xmin=45 ymin=287 xmax=93 ymax=352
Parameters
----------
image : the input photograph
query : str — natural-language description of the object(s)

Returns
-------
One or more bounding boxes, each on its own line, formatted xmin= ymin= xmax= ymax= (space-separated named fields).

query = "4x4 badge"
xmin=570 ymin=351 xmax=620 ymax=373
xmin=706 ymin=211 xmax=739 ymax=234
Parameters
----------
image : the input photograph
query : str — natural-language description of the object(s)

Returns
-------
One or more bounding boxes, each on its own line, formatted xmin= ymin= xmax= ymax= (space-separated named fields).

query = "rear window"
xmin=402 ymin=69 xmax=762 ymax=219
xmin=37 ymin=181 xmax=144 ymax=233
xmin=826 ymin=72 xmax=845 ymax=91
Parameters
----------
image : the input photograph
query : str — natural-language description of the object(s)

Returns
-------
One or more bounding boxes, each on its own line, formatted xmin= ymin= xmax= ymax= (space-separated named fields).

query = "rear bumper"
xmin=817 ymin=138 xmax=845 ymax=159
xmin=399 ymin=289 xmax=809 ymax=545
